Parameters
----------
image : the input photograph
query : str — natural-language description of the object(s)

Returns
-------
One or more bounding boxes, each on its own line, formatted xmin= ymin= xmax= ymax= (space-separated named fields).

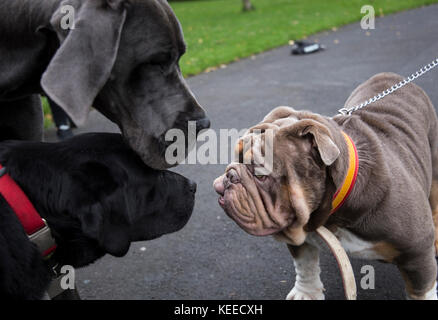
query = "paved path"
xmin=45 ymin=5 xmax=438 ymax=300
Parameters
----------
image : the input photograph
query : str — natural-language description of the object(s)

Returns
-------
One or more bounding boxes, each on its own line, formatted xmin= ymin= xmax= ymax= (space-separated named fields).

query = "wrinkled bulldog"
xmin=214 ymin=73 xmax=438 ymax=300
xmin=213 ymin=105 xmax=339 ymax=244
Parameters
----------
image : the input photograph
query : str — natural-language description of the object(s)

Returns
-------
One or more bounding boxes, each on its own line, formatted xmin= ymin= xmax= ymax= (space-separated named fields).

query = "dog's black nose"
xmin=189 ymin=180 xmax=197 ymax=194
xmin=196 ymin=117 xmax=211 ymax=134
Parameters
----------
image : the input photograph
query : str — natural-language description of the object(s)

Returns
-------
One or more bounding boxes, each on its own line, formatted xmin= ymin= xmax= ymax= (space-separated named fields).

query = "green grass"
xmin=43 ymin=0 xmax=438 ymax=128
xmin=171 ymin=0 xmax=438 ymax=76
xmin=41 ymin=96 xmax=54 ymax=129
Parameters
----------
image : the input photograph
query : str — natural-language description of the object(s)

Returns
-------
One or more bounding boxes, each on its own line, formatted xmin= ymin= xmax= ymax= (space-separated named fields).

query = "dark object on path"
xmin=0 ymin=133 xmax=196 ymax=299
xmin=46 ymin=97 xmax=75 ymax=141
xmin=56 ymin=126 xmax=73 ymax=141
xmin=0 ymin=0 xmax=209 ymax=169
xmin=291 ymin=41 xmax=325 ymax=55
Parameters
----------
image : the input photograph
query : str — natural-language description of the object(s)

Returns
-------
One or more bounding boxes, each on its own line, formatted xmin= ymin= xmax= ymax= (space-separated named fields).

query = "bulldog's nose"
xmin=189 ymin=180 xmax=197 ymax=194
xmin=195 ymin=117 xmax=211 ymax=134
xmin=213 ymin=175 xmax=225 ymax=195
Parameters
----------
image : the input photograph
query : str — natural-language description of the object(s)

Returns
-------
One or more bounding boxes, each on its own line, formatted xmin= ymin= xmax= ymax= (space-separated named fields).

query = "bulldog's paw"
xmin=286 ymin=286 xmax=325 ymax=300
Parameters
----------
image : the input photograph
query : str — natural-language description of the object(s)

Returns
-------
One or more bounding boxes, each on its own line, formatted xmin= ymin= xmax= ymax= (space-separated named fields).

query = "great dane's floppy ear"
xmin=280 ymin=119 xmax=340 ymax=166
xmin=41 ymin=0 xmax=127 ymax=125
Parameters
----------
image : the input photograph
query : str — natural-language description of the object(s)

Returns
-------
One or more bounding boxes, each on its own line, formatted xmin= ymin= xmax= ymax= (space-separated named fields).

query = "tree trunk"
xmin=242 ymin=0 xmax=255 ymax=12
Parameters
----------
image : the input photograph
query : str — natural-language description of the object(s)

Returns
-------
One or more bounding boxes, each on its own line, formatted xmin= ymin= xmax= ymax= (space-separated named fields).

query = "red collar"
xmin=0 ymin=164 xmax=56 ymax=257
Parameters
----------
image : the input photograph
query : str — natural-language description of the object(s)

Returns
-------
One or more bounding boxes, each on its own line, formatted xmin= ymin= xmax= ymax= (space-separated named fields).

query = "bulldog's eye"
xmin=254 ymin=174 xmax=267 ymax=181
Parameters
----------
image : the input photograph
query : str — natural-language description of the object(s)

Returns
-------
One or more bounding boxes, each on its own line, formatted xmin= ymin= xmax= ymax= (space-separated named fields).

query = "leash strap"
xmin=315 ymin=226 xmax=357 ymax=300
xmin=44 ymin=261 xmax=81 ymax=300
xmin=0 ymin=164 xmax=57 ymax=257
xmin=338 ymin=58 xmax=438 ymax=116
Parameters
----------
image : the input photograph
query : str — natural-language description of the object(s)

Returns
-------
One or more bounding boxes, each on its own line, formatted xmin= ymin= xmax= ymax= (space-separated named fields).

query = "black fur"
xmin=0 ymin=133 xmax=196 ymax=299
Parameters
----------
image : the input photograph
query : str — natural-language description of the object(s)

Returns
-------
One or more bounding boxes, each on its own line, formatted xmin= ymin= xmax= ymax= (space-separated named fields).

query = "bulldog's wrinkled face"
xmin=213 ymin=107 xmax=340 ymax=245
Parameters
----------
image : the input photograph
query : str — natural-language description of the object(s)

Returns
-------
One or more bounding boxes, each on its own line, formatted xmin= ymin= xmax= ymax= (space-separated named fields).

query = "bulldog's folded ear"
xmin=281 ymin=119 xmax=340 ymax=166
xmin=41 ymin=0 xmax=127 ymax=125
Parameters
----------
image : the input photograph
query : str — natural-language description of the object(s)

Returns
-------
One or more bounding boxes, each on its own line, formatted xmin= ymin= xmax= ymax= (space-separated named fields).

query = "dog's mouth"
xmin=214 ymin=166 xmax=292 ymax=236
xmin=214 ymin=170 xmax=233 ymax=209
xmin=218 ymin=195 xmax=226 ymax=207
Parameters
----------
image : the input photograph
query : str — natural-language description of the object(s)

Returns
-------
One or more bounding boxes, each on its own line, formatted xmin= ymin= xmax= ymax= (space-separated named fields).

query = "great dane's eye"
xmin=148 ymin=52 xmax=172 ymax=66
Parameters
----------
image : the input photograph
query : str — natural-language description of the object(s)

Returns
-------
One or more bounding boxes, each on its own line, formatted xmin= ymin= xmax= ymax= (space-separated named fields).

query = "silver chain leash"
xmin=338 ymin=58 xmax=438 ymax=116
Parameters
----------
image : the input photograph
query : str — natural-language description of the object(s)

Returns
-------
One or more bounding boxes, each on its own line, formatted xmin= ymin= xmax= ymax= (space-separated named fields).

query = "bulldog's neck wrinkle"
xmin=331 ymin=130 xmax=351 ymax=190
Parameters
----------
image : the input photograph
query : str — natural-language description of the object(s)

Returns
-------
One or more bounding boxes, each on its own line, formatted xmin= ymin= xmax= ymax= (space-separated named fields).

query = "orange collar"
xmin=330 ymin=132 xmax=359 ymax=214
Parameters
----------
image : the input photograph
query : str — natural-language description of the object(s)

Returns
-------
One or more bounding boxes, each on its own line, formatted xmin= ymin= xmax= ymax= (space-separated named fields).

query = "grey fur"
xmin=296 ymin=72 xmax=438 ymax=298
xmin=0 ymin=0 xmax=209 ymax=169
xmin=328 ymin=72 xmax=438 ymax=298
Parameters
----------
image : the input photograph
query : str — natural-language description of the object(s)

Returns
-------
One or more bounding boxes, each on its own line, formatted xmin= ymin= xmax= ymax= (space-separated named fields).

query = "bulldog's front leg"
xmin=286 ymin=241 xmax=325 ymax=300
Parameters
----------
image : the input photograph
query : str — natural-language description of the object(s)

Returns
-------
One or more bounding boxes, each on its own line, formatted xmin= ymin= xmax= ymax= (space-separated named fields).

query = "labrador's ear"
xmin=279 ymin=119 xmax=340 ymax=166
xmin=78 ymin=203 xmax=131 ymax=257
xmin=41 ymin=0 xmax=127 ymax=125
xmin=73 ymin=161 xmax=131 ymax=257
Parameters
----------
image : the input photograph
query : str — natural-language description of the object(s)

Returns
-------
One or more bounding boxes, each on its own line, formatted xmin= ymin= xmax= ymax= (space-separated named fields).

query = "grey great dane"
xmin=0 ymin=0 xmax=210 ymax=169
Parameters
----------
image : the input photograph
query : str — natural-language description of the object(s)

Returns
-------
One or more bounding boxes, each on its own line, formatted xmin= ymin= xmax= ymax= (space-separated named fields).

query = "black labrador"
xmin=0 ymin=133 xmax=196 ymax=299
xmin=0 ymin=0 xmax=210 ymax=169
